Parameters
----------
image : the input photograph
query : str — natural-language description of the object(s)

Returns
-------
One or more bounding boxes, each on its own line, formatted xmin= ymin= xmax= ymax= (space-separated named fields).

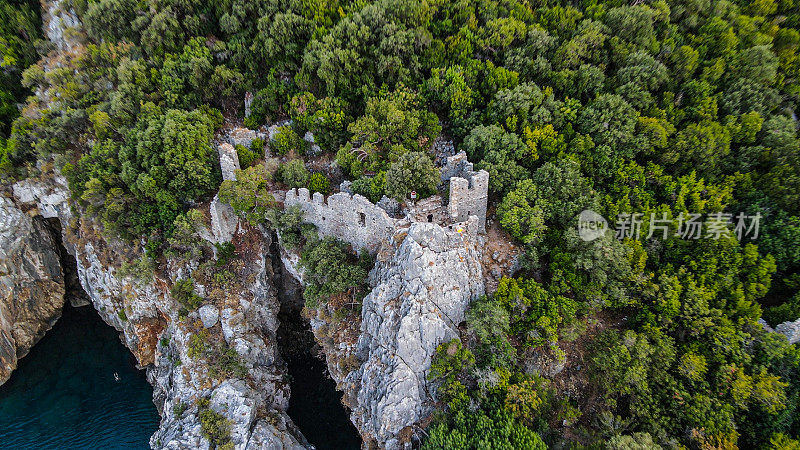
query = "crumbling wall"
xmin=442 ymin=152 xmax=489 ymax=233
xmin=284 ymin=188 xmax=398 ymax=254
xmin=218 ymin=143 xmax=240 ymax=181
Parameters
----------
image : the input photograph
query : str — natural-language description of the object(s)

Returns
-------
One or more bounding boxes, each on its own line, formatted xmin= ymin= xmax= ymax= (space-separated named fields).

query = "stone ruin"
xmin=284 ymin=189 xmax=398 ymax=254
xmin=218 ymin=143 xmax=240 ymax=182
xmin=441 ymin=152 xmax=489 ymax=234
xmin=283 ymin=151 xmax=489 ymax=254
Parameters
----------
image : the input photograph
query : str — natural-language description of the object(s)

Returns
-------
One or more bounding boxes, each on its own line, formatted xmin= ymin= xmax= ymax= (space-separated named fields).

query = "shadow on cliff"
xmin=270 ymin=237 xmax=361 ymax=450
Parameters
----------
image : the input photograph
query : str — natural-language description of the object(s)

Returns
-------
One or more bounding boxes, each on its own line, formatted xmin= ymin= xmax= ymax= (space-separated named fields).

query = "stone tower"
xmin=442 ymin=152 xmax=489 ymax=234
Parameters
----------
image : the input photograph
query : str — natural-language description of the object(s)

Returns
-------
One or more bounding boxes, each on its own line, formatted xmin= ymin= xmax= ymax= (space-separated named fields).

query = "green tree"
xmin=384 ymin=151 xmax=439 ymax=202
xmin=299 ymin=236 xmax=369 ymax=308
xmin=218 ymin=165 xmax=276 ymax=225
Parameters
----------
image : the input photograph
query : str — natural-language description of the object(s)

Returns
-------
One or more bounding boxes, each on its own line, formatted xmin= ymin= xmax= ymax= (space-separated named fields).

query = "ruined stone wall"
xmin=284 ymin=188 xmax=399 ymax=254
xmin=443 ymin=152 xmax=489 ymax=233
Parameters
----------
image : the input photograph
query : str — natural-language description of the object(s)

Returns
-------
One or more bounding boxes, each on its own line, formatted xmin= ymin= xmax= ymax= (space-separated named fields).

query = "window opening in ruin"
xmin=359 ymin=213 xmax=366 ymax=226
xmin=427 ymin=214 xmax=433 ymax=223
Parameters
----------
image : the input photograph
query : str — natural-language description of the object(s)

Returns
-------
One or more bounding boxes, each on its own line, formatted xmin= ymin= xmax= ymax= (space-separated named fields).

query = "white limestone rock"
xmin=198 ymin=305 xmax=219 ymax=328
xmin=219 ymin=143 xmax=241 ymax=181
xmin=210 ymin=195 xmax=238 ymax=244
xmin=776 ymin=319 xmax=800 ymax=344
xmin=350 ymin=222 xmax=484 ymax=448
xmin=229 ymin=127 xmax=259 ymax=148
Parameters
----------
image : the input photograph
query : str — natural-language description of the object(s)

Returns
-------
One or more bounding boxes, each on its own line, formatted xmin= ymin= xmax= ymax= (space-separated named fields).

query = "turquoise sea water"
xmin=0 ymin=303 xmax=159 ymax=449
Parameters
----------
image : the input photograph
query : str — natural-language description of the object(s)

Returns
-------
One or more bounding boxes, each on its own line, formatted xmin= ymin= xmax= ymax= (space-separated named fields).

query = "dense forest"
xmin=2 ymin=0 xmax=800 ymax=448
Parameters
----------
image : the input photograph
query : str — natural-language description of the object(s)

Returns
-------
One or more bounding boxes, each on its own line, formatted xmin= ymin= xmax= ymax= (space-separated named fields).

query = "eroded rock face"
xmin=287 ymin=222 xmax=484 ymax=449
xmin=11 ymin=176 xmax=308 ymax=449
xmin=759 ymin=317 xmax=800 ymax=344
xmin=352 ymin=223 xmax=484 ymax=448
xmin=0 ymin=197 xmax=65 ymax=385
xmin=775 ymin=319 xmax=800 ymax=344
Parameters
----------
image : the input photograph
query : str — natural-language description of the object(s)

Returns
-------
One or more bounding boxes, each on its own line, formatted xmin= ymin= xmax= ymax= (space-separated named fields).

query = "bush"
xmin=271 ymin=126 xmax=306 ymax=156
xmin=118 ymin=255 xmax=155 ymax=285
xmin=278 ymin=159 xmax=310 ymax=188
xmin=350 ymin=172 xmax=386 ymax=203
xmin=198 ymin=399 xmax=234 ymax=450
xmin=235 ymin=144 xmax=257 ymax=168
xmin=188 ymin=328 xmax=247 ymax=379
xmin=209 ymin=344 xmax=248 ymax=379
xmin=171 ymin=278 xmax=203 ymax=310
xmin=308 ymin=172 xmax=330 ymax=194
xmin=172 ymin=401 xmax=187 ymax=417
xmin=244 ymin=70 xmax=294 ymax=128
xmin=218 ymin=165 xmax=276 ymax=225
xmin=267 ymin=205 xmax=317 ymax=250
xmin=299 ymin=236 xmax=370 ymax=308
xmin=214 ymin=242 xmax=236 ymax=266
xmin=250 ymin=138 xmax=265 ymax=157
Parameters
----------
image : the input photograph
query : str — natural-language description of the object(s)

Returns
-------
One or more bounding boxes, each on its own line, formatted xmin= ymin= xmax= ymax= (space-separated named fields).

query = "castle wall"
xmin=284 ymin=188 xmax=398 ymax=254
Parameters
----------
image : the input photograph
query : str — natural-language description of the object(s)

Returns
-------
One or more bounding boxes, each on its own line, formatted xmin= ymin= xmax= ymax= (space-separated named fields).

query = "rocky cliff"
xmin=286 ymin=221 xmax=485 ymax=449
xmin=9 ymin=174 xmax=308 ymax=449
xmin=0 ymin=195 xmax=65 ymax=385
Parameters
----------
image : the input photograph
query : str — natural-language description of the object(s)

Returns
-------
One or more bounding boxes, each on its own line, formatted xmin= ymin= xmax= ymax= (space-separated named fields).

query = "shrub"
xmin=198 ymin=399 xmax=234 ymax=450
xmin=235 ymin=143 xmax=257 ymax=168
xmin=267 ymin=205 xmax=317 ymax=250
xmin=172 ymin=401 xmax=187 ymax=417
xmin=188 ymin=328 xmax=247 ymax=379
xmin=244 ymin=70 xmax=293 ymax=128
xmin=250 ymin=138 xmax=265 ymax=157
xmin=214 ymin=242 xmax=236 ymax=266
xmin=218 ymin=165 xmax=276 ymax=225
xmin=299 ymin=236 xmax=369 ymax=308
xmin=466 ymin=296 xmax=516 ymax=369
xmin=278 ymin=159 xmax=310 ymax=188
xmin=171 ymin=278 xmax=203 ymax=310
xmin=350 ymin=171 xmax=386 ymax=203
xmin=166 ymin=209 xmax=206 ymax=261
xmin=119 ymin=255 xmax=155 ymax=285
xmin=209 ymin=344 xmax=248 ymax=379
xmin=271 ymin=126 xmax=306 ymax=156
xmin=187 ymin=329 xmax=210 ymax=358
xmin=308 ymin=172 xmax=330 ymax=194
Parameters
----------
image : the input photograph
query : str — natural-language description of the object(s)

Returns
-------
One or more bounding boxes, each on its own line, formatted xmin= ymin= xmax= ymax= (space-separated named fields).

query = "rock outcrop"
xmin=776 ymin=319 xmax=800 ymax=344
xmin=10 ymin=175 xmax=308 ymax=449
xmin=353 ymin=223 xmax=484 ymax=448
xmin=286 ymin=221 xmax=485 ymax=449
xmin=0 ymin=196 xmax=65 ymax=385
xmin=761 ymin=318 xmax=800 ymax=344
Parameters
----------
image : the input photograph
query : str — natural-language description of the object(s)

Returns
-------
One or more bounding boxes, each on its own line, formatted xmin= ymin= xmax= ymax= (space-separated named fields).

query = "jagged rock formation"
xmin=10 ymin=175 xmax=308 ymax=449
xmin=285 ymin=221 xmax=485 ymax=449
xmin=760 ymin=318 xmax=800 ymax=344
xmin=0 ymin=196 xmax=65 ymax=385
xmin=776 ymin=319 xmax=800 ymax=344
xmin=353 ymin=222 xmax=484 ymax=448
